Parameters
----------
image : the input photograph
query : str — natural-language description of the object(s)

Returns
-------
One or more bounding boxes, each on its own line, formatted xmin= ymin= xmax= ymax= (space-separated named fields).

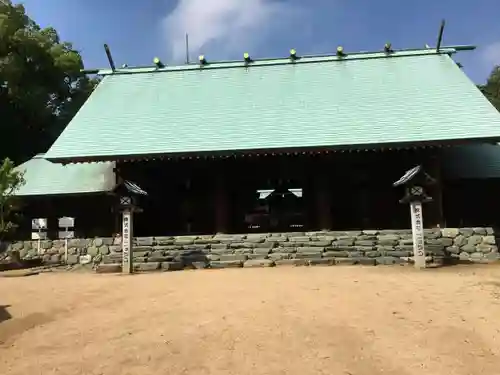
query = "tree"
xmin=479 ymin=66 xmax=500 ymax=112
xmin=0 ymin=0 xmax=99 ymax=163
xmin=0 ymin=158 xmax=25 ymax=240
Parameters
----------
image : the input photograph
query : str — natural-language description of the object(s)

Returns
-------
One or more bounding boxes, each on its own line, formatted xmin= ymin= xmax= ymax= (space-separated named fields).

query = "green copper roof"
xmin=14 ymin=154 xmax=116 ymax=196
xmin=44 ymin=48 xmax=500 ymax=163
xmin=442 ymin=144 xmax=500 ymax=179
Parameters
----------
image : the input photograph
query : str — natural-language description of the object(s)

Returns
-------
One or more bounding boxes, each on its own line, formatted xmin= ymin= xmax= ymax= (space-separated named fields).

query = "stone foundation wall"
xmin=2 ymin=228 xmax=498 ymax=270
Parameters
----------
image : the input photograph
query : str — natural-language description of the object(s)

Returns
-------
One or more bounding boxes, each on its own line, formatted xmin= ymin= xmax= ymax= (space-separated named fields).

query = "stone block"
xmin=308 ymin=240 xmax=332 ymax=247
xmin=355 ymin=240 xmax=377 ymax=247
xmin=288 ymin=236 xmax=311 ymax=243
xmin=155 ymin=237 xmax=174 ymax=245
xmin=445 ymin=246 xmax=461 ymax=254
xmin=99 ymin=246 xmax=110 ymax=255
xmin=365 ymin=251 xmax=381 ymax=258
xmin=293 ymin=252 xmax=323 ymax=259
xmin=102 ymin=255 xmax=122 ymax=264
xmin=272 ymin=247 xmax=296 ymax=253
xmin=253 ymin=248 xmax=271 ymax=255
xmin=347 ymin=251 xmax=364 ymax=257
xmin=297 ymin=246 xmax=325 ymax=253
xmin=473 ymin=227 xmax=487 ymax=235
xmin=207 ymin=254 xmax=220 ymax=261
xmin=243 ymin=259 xmax=275 ymax=268
xmin=174 ymin=238 xmax=195 ymax=246
xmin=384 ymin=250 xmax=412 ymax=257
xmin=79 ymin=254 xmax=92 ymax=265
xmin=210 ymin=243 xmax=228 ymax=250
xmin=274 ymin=259 xmax=307 ymax=266
xmin=93 ymin=238 xmax=104 ymax=247
xmin=183 ymin=244 xmax=210 ymax=251
xmin=96 ymin=264 xmax=121 ymax=273
xmin=191 ymin=261 xmax=209 ymax=269
xmin=133 ymin=246 xmax=152 ymax=253
xmin=363 ymin=230 xmax=379 ymax=236
xmin=424 ymin=230 xmax=441 ymax=239
xmin=375 ymin=257 xmax=404 ymax=265
xmin=66 ymin=255 xmax=79 ymax=265
xmin=234 ymin=249 xmax=254 ymax=255
xmin=215 ymin=235 xmax=246 ymax=243
xmin=109 ymin=245 xmax=122 ymax=253
xmin=265 ymin=237 xmax=287 ymax=243
xmin=268 ymin=253 xmax=290 ymax=260
xmin=355 ymin=257 xmax=377 ymax=266
xmin=245 ymin=234 xmax=267 ymax=243
xmin=354 ymin=246 xmax=375 ymax=252
xmin=136 ymin=237 xmax=154 ymax=246
xmin=210 ymin=260 xmax=243 ymax=269
xmin=229 ymin=242 xmax=255 ymax=249
xmin=486 ymin=227 xmax=495 ymax=235
xmin=467 ymin=236 xmax=483 ymax=246
xmin=335 ymin=258 xmax=357 ymax=265
xmin=453 ymin=235 xmax=467 ymax=247
xmin=133 ymin=251 xmax=150 ymax=258
xmin=209 ymin=247 xmax=233 ymax=255
xmin=476 ymin=244 xmax=497 ymax=254
xmin=441 ymin=228 xmax=459 ymax=238
xmin=332 ymin=239 xmax=354 ymax=247
xmin=461 ymin=245 xmax=477 ymax=254
xmin=323 ymin=251 xmax=349 ymax=258
xmin=376 ymin=246 xmax=396 ymax=252
xmin=482 ymin=236 xmax=496 ymax=245
xmin=356 ymin=235 xmax=378 ymax=241
xmin=87 ymin=247 xmax=99 ymax=256
xmin=161 ymin=262 xmax=184 ymax=271
xmin=133 ymin=262 xmax=160 ymax=272
xmin=459 ymin=228 xmax=474 ymax=237
xmin=247 ymin=254 xmax=269 ymax=260
xmin=316 ymin=236 xmax=336 ymax=242
xmin=219 ymin=254 xmax=248 ymax=262
xmin=308 ymin=258 xmax=335 ymax=266
xmin=148 ymin=255 xmax=175 ymax=263
xmin=380 ymin=229 xmax=412 ymax=235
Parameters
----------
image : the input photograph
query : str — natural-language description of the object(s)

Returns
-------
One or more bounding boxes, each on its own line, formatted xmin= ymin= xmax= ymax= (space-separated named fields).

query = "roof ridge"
xmin=85 ymin=45 xmax=475 ymax=77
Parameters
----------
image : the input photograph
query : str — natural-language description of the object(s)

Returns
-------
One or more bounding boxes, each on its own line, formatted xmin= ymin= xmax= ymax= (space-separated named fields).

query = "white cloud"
xmin=482 ymin=42 xmax=500 ymax=67
xmin=162 ymin=0 xmax=304 ymax=62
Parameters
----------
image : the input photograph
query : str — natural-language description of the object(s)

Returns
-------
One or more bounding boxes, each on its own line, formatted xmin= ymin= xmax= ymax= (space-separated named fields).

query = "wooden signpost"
xmin=393 ymin=166 xmax=435 ymax=269
xmin=31 ymin=218 xmax=47 ymax=255
xmin=114 ymin=181 xmax=148 ymax=274
xmin=121 ymin=197 xmax=133 ymax=274
xmin=58 ymin=217 xmax=75 ymax=264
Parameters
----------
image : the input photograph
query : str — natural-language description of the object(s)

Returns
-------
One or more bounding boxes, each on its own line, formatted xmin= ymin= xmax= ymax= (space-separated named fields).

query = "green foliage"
xmin=0 ymin=158 xmax=25 ymax=239
xmin=0 ymin=0 xmax=99 ymax=163
xmin=479 ymin=66 xmax=500 ymax=112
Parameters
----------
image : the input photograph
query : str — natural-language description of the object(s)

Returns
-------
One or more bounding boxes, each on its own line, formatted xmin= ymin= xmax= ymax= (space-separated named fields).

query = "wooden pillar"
xmin=214 ymin=174 xmax=229 ymax=233
xmin=427 ymin=152 xmax=444 ymax=228
xmin=315 ymin=176 xmax=332 ymax=230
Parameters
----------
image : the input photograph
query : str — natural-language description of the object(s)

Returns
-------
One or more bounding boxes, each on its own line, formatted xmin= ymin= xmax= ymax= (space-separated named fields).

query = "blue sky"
xmin=18 ymin=0 xmax=500 ymax=83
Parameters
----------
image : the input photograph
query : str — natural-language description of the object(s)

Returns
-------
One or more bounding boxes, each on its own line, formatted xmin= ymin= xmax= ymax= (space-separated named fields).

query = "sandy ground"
xmin=1 ymin=266 xmax=500 ymax=375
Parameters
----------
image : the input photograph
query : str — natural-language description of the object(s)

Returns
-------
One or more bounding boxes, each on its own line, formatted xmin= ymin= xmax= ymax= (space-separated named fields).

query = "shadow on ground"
xmin=0 ymin=305 xmax=12 ymax=324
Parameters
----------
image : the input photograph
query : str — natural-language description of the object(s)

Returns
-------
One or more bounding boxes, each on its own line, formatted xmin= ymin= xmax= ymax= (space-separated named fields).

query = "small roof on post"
xmin=44 ymin=46 xmax=500 ymax=163
xmin=13 ymin=154 xmax=116 ymax=197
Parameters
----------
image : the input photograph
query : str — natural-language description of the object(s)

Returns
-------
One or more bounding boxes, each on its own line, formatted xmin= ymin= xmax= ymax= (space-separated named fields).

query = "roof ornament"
xmin=199 ymin=55 xmax=207 ymax=65
xmin=436 ymin=19 xmax=446 ymax=52
xmin=289 ymin=48 xmax=298 ymax=61
xmin=103 ymin=44 xmax=116 ymax=72
xmin=153 ymin=57 xmax=165 ymax=69
xmin=243 ymin=52 xmax=253 ymax=64
xmin=384 ymin=42 xmax=394 ymax=54
xmin=336 ymin=46 xmax=346 ymax=57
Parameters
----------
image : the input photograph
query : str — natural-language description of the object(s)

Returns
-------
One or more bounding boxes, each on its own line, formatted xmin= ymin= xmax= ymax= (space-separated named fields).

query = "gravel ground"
xmin=1 ymin=265 xmax=500 ymax=375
